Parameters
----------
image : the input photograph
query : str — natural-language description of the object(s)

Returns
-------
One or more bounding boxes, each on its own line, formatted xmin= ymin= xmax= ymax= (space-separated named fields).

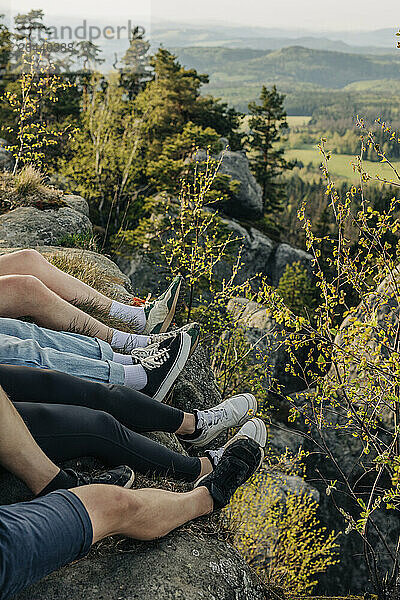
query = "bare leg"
xmin=0 ymin=274 xmax=112 ymax=340
xmin=0 ymin=385 xmax=59 ymax=494
xmin=72 ymin=484 xmax=213 ymax=543
xmin=0 ymin=249 xmax=113 ymax=311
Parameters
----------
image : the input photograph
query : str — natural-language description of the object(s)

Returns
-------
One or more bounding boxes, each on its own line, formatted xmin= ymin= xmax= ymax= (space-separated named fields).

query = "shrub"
xmin=227 ymin=470 xmax=339 ymax=596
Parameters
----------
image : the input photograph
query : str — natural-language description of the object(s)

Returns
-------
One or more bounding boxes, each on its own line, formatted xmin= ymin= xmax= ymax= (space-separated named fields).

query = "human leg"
xmin=0 ymin=333 xmax=126 ymax=385
xmin=0 ymin=385 xmax=59 ymax=495
xmin=15 ymin=402 xmax=205 ymax=483
xmin=0 ymin=435 xmax=263 ymax=598
xmin=0 ymin=249 xmax=184 ymax=334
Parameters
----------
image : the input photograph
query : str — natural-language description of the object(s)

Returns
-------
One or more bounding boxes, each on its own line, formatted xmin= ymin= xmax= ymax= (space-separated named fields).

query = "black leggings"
xmin=0 ymin=365 xmax=201 ymax=483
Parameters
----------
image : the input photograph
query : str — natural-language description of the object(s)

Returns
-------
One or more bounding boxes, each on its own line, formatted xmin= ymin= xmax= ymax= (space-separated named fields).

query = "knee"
xmin=8 ymin=249 xmax=45 ymax=271
xmin=13 ymin=249 xmax=44 ymax=268
xmin=2 ymin=274 xmax=44 ymax=297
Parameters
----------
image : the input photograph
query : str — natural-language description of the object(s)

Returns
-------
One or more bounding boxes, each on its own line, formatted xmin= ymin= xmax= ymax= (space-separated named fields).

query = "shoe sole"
xmin=190 ymin=393 xmax=258 ymax=447
xmin=195 ymin=447 xmax=265 ymax=490
xmin=160 ymin=277 xmax=184 ymax=334
xmin=153 ymin=332 xmax=191 ymax=401
xmin=123 ymin=470 xmax=135 ymax=489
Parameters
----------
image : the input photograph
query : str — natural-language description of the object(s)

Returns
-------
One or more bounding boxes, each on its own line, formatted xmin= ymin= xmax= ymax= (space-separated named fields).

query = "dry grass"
xmin=45 ymin=251 xmax=141 ymax=334
xmin=0 ymin=166 xmax=65 ymax=212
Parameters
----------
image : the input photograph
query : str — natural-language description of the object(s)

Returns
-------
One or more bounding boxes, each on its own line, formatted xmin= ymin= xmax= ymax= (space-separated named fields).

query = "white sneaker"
xmin=205 ymin=418 xmax=267 ymax=468
xmin=186 ymin=393 xmax=258 ymax=447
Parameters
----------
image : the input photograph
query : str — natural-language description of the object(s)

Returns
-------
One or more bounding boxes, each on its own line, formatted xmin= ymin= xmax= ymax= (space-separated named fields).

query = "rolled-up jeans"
xmin=0 ymin=317 xmax=125 ymax=384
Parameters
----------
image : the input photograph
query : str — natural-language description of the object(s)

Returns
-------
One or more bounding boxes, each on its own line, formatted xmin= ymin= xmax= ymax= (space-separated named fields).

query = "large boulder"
xmin=0 ymin=195 xmax=92 ymax=248
xmin=194 ymin=148 xmax=263 ymax=219
xmin=227 ymin=297 xmax=311 ymax=396
xmin=13 ymin=530 xmax=267 ymax=600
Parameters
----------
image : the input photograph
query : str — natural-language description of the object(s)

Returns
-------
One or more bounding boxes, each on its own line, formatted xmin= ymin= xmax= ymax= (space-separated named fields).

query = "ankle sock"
xmin=112 ymin=351 xmax=133 ymax=365
xmin=205 ymin=447 xmax=224 ymax=469
xmin=109 ymin=301 xmax=146 ymax=331
xmin=111 ymin=329 xmax=149 ymax=352
xmin=37 ymin=469 xmax=77 ymax=497
xmin=123 ymin=364 xmax=148 ymax=390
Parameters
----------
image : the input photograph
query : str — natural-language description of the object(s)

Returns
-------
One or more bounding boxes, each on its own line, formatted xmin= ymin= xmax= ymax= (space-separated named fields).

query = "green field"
xmin=285 ymin=145 xmax=400 ymax=183
xmin=287 ymin=116 xmax=312 ymax=127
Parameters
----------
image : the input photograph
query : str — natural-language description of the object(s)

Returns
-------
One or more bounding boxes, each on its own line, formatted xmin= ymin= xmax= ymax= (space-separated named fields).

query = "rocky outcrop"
xmin=0 ymin=195 xmax=92 ymax=248
xmin=118 ymin=217 xmax=313 ymax=298
xmin=14 ymin=530 xmax=267 ymax=600
xmin=194 ymin=148 xmax=263 ymax=219
xmin=0 ymin=139 xmax=14 ymax=172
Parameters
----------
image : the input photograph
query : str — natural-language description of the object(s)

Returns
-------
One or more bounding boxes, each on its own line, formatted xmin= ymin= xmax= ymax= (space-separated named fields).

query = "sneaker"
xmin=143 ymin=275 xmax=185 ymax=335
xmin=66 ymin=465 xmax=135 ymax=489
xmin=195 ymin=438 xmax=264 ymax=510
xmin=139 ymin=331 xmax=191 ymax=401
xmin=180 ymin=393 xmax=258 ymax=447
xmin=204 ymin=418 xmax=267 ymax=468
xmin=149 ymin=322 xmax=200 ymax=357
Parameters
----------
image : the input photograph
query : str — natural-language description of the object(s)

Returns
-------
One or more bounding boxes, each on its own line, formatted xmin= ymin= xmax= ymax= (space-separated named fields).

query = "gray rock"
xmin=227 ymin=297 xmax=310 ymax=395
xmin=172 ymin=346 xmax=222 ymax=414
xmin=194 ymin=148 xmax=263 ymax=219
xmin=0 ymin=206 xmax=92 ymax=248
xmin=272 ymin=243 xmax=314 ymax=286
xmin=0 ymin=138 xmax=14 ymax=172
xmin=63 ymin=194 xmax=90 ymax=217
xmin=13 ymin=531 xmax=267 ymax=600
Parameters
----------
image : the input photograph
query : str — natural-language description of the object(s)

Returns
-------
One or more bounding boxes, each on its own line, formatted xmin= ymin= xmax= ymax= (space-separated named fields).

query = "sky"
xmin=3 ymin=0 xmax=399 ymax=32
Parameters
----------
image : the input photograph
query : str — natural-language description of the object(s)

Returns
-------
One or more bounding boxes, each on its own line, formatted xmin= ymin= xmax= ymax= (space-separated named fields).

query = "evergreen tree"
xmin=247 ymin=85 xmax=293 ymax=213
xmin=119 ymin=26 xmax=151 ymax=100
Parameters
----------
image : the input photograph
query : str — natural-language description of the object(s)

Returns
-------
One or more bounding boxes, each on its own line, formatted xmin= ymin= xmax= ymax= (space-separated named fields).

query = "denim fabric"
xmin=0 ymin=318 xmax=124 ymax=385
xmin=0 ymin=490 xmax=92 ymax=600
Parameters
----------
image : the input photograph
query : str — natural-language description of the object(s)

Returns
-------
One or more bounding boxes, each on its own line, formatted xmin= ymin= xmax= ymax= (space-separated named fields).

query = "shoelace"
xmin=149 ymin=323 xmax=196 ymax=345
xmin=197 ymin=407 xmax=229 ymax=431
xmin=131 ymin=345 xmax=170 ymax=370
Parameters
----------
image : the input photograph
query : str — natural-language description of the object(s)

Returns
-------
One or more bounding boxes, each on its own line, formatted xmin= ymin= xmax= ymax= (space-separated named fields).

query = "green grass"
xmin=285 ymin=144 xmax=400 ymax=183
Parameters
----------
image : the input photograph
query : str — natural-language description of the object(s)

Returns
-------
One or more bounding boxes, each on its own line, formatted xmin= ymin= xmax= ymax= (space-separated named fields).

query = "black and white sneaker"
xmin=66 ymin=465 xmax=135 ymax=489
xmin=204 ymin=418 xmax=267 ymax=468
xmin=179 ymin=393 xmax=257 ymax=447
xmin=138 ymin=332 xmax=191 ymax=401
xmin=195 ymin=437 xmax=263 ymax=510
xmin=149 ymin=322 xmax=200 ymax=357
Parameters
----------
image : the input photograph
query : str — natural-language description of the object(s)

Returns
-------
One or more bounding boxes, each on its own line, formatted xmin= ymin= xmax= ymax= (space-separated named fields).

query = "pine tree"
xmin=247 ymin=85 xmax=293 ymax=213
xmin=119 ymin=26 xmax=151 ymax=100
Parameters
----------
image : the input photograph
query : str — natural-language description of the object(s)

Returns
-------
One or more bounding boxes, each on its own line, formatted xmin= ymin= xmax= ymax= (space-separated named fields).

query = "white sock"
xmin=123 ymin=364 xmax=147 ymax=390
xmin=111 ymin=329 xmax=149 ymax=352
xmin=112 ymin=352 xmax=133 ymax=365
xmin=109 ymin=300 xmax=146 ymax=332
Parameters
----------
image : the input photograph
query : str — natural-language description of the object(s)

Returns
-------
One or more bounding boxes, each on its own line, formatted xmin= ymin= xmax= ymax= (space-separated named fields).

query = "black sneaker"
xmin=195 ymin=438 xmax=263 ymax=510
xmin=66 ymin=465 xmax=135 ymax=489
xmin=139 ymin=331 xmax=191 ymax=401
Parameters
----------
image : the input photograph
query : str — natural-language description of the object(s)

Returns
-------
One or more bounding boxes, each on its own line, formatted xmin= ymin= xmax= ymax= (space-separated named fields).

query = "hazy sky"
xmin=4 ymin=0 xmax=399 ymax=31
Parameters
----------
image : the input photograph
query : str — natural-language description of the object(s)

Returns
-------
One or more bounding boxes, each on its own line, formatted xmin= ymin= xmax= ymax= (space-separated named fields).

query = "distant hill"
xmin=151 ymin=22 xmax=398 ymax=54
xmin=173 ymin=46 xmax=400 ymax=89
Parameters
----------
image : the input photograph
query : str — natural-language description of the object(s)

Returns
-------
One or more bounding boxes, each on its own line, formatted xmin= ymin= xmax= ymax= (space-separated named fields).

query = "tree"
xmin=247 ymin=85 xmax=293 ymax=213
xmin=119 ymin=26 xmax=151 ymax=100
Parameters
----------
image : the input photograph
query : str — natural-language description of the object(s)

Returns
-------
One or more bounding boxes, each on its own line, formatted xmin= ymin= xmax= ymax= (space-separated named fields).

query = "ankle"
xmin=176 ymin=412 xmax=196 ymax=435
xmin=192 ymin=486 xmax=214 ymax=515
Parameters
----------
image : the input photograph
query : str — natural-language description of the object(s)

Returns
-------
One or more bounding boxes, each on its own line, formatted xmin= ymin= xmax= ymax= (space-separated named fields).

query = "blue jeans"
xmin=0 ymin=318 xmax=125 ymax=385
